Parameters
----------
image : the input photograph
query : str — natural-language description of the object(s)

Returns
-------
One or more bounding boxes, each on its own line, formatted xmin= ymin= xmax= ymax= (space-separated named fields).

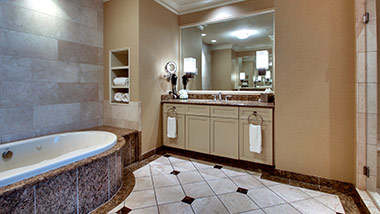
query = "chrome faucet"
xmin=218 ymin=92 xmax=222 ymax=101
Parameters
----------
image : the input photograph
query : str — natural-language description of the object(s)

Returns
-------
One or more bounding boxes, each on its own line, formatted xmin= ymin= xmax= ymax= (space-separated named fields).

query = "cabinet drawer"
xmin=163 ymin=104 xmax=186 ymax=114
xmin=186 ymin=105 xmax=210 ymax=116
xmin=239 ymin=107 xmax=272 ymax=122
xmin=210 ymin=106 xmax=238 ymax=119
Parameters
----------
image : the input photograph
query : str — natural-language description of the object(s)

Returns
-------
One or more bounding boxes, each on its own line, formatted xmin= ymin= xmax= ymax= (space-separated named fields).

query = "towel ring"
xmin=167 ymin=107 xmax=177 ymax=117
xmin=248 ymin=111 xmax=264 ymax=126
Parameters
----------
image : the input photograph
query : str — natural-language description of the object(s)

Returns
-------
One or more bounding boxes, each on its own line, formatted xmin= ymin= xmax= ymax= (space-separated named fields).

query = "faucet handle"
xmin=212 ymin=94 xmax=218 ymax=101
xmin=225 ymin=95 xmax=232 ymax=101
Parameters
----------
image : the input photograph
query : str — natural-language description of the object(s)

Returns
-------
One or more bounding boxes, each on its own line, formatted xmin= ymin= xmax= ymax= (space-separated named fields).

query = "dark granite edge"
xmin=161 ymin=99 xmax=275 ymax=108
xmin=0 ymin=126 xmax=138 ymax=196
xmin=91 ymin=155 xmax=162 ymax=214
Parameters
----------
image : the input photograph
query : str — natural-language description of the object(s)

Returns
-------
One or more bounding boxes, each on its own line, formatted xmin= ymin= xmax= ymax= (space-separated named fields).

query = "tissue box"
xmin=260 ymin=93 xmax=274 ymax=103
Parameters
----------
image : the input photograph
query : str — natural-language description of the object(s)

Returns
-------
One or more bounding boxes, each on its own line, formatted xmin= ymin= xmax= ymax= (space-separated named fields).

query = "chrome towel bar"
xmin=167 ymin=107 xmax=177 ymax=117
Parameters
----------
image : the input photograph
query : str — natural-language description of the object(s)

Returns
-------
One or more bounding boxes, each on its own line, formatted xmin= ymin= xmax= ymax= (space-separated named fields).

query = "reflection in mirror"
xmin=181 ymin=11 xmax=274 ymax=91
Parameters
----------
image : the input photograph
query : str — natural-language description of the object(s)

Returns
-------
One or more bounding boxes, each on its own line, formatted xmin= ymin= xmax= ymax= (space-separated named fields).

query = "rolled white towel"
xmin=113 ymin=77 xmax=129 ymax=86
xmin=114 ymin=92 xmax=123 ymax=102
xmin=121 ymin=93 xmax=129 ymax=103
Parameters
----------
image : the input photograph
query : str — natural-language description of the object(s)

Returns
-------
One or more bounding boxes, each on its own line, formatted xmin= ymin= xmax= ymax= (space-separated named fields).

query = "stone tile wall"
xmin=103 ymin=101 xmax=142 ymax=131
xmin=0 ymin=0 xmax=104 ymax=144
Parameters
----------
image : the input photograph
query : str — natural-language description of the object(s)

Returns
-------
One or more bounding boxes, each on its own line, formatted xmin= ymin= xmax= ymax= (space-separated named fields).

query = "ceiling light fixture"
xmin=232 ymin=30 xmax=257 ymax=40
xmin=211 ymin=40 xmax=216 ymax=43
xmin=201 ymin=33 xmax=207 ymax=37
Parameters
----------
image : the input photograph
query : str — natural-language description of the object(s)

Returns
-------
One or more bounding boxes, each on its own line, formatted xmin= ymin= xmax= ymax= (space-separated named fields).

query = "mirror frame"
xmin=179 ymin=9 xmax=275 ymax=94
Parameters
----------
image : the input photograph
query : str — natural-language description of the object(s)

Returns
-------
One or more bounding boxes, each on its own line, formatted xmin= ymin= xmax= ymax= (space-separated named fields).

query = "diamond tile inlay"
xmin=214 ymin=165 xmax=223 ymax=169
xmin=164 ymin=154 xmax=171 ymax=158
xmin=171 ymin=170 xmax=180 ymax=175
xmin=182 ymin=196 xmax=195 ymax=205
xmin=237 ymin=187 xmax=248 ymax=194
xmin=117 ymin=206 xmax=132 ymax=214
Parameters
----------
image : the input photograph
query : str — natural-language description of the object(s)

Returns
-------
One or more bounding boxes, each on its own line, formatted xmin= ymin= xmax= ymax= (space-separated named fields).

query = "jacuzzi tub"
xmin=0 ymin=131 xmax=117 ymax=188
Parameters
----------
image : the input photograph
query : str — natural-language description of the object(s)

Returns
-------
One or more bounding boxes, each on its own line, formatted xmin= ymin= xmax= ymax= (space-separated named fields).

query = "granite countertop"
xmin=0 ymin=126 xmax=138 ymax=196
xmin=161 ymin=99 xmax=275 ymax=108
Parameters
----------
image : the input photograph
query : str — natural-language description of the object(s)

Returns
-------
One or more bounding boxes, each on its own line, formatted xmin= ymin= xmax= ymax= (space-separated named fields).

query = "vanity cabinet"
xmin=210 ymin=106 xmax=239 ymax=159
xmin=186 ymin=115 xmax=210 ymax=154
xmin=163 ymin=104 xmax=185 ymax=149
xmin=162 ymin=103 xmax=274 ymax=166
xmin=239 ymin=107 xmax=273 ymax=165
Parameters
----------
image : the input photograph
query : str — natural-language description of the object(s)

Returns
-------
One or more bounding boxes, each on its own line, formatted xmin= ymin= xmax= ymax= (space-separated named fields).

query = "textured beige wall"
xmin=274 ymin=0 xmax=356 ymax=183
xmin=104 ymin=0 xmax=139 ymax=102
xmin=139 ymin=0 xmax=179 ymax=153
xmin=0 ymin=0 xmax=104 ymax=144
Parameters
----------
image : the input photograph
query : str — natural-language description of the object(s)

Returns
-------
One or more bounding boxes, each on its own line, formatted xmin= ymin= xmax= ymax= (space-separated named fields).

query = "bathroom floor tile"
xmin=291 ymin=198 xmax=336 ymax=214
xmin=191 ymin=196 xmax=229 ymax=214
xmin=218 ymin=192 xmax=259 ymax=213
xmin=130 ymin=206 xmax=158 ymax=214
xmin=207 ymin=178 xmax=238 ymax=195
xmin=149 ymin=156 xmax=171 ymax=165
xmin=230 ymin=175 xmax=264 ymax=190
xmin=133 ymin=177 xmax=153 ymax=191
xmin=198 ymin=168 xmax=227 ymax=181
xmin=112 ymin=155 xmax=346 ymax=214
xmin=172 ymin=161 xmax=197 ymax=171
xmin=247 ymin=187 xmax=286 ymax=208
xmin=263 ymin=204 xmax=301 ymax=214
xmin=150 ymin=164 xmax=173 ymax=176
xmin=133 ymin=165 xmax=151 ymax=178
xmin=314 ymin=194 xmax=345 ymax=213
xmin=182 ymin=181 xmax=215 ymax=198
xmin=155 ymin=185 xmax=185 ymax=205
xmin=269 ymin=184 xmax=311 ymax=203
xmin=177 ymin=170 xmax=204 ymax=184
xmin=222 ymin=166 xmax=249 ymax=177
xmin=158 ymin=202 xmax=194 ymax=214
xmin=152 ymin=174 xmax=179 ymax=188
xmin=124 ymin=189 xmax=156 ymax=209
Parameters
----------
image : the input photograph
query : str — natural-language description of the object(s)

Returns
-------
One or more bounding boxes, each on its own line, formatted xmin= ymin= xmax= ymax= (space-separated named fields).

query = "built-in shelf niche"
xmin=109 ymin=48 xmax=130 ymax=105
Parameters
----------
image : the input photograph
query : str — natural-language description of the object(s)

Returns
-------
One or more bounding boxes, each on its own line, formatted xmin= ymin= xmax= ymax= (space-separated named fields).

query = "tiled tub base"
xmin=0 ymin=126 xmax=140 ymax=214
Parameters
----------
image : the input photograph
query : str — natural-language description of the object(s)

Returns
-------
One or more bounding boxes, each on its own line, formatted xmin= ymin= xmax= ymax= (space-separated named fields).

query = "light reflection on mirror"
xmin=180 ymin=11 xmax=274 ymax=92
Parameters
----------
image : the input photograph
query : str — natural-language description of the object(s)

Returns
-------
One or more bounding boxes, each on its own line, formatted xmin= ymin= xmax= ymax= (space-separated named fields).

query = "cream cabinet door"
xmin=163 ymin=113 xmax=185 ymax=149
xmin=185 ymin=115 xmax=210 ymax=154
xmin=210 ymin=117 xmax=239 ymax=159
xmin=239 ymin=120 xmax=273 ymax=165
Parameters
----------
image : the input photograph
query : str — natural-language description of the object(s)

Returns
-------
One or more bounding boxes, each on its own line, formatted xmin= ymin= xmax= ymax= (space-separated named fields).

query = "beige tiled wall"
xmin=103 ymin=101 xmax=142 ymax=131
xmin=356 ymin=0 xmax=379 ymax=191
xmin=0 ymin=0 xmax=104 ymax=144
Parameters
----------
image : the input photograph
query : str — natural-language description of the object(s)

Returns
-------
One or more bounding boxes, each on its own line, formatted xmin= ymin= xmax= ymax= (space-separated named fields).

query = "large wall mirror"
xmin=180 ymin=11 xmax=274 ymax=91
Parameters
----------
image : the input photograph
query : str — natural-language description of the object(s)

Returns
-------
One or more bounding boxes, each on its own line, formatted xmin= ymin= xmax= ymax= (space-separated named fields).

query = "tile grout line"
xmin=149 ymin=159 xmax=162 ymax=214
xmin=167 ymin=155 xmax=197 ymax=214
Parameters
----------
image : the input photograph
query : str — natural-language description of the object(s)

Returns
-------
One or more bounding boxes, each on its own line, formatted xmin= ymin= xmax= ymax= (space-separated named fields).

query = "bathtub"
xmin=0 ymin=131 xmax=117 ymax=188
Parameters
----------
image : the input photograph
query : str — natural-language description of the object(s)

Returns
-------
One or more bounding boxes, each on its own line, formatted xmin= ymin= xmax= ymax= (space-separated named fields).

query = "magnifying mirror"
xmin=165 ymin=61 xmax=177 ymax=74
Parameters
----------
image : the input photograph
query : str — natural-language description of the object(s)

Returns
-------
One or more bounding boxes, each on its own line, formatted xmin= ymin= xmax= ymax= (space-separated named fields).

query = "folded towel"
xmin=121 ymin=93 xmax=129 ymax=103
xmin=113 ymin=77 xmax=129 ymax=86
xmin=114 ymin=92 xmax=123 ymax=102
xmin=167 ymin=117 xmax=177 ymax=139
xmin=249 ymin=124 xmax=262 ymax=153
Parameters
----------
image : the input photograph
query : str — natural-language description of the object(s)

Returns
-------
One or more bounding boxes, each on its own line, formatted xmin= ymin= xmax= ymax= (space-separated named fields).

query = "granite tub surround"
xmin=107 ymin=154 xmax=360 ymax=214
xmin=0 ymin=0 xmax=104 ymax=144
xmin=0 ymin=126 xmax=140 ymax=214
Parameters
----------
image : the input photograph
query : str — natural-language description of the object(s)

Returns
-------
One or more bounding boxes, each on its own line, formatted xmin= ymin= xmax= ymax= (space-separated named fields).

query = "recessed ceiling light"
xmin=211 ymin=40 xmax=216 ymax=43
xmin=232 ymin=30 xmax=258 ymax=40
xmin=201 ymin=33 xmax=207 ymax=37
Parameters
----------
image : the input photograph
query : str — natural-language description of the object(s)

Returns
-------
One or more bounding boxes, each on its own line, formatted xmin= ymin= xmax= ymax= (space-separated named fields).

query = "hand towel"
xmin=114 ymin=92 xmax=123 ymax=102
xmin=121 ymin=93 xmax=129 ymax=103
xmin=113 ymin=77 xmax=129 ymax=86
xmin=167 ymin=117 xmax=177 ymax=139
xmin=249 ymin=124 xmax=262 ymax=153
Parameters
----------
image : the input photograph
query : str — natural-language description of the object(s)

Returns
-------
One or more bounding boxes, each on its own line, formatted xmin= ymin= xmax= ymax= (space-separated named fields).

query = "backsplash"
xmin=0 ymin=0 xmax=104 ymax=144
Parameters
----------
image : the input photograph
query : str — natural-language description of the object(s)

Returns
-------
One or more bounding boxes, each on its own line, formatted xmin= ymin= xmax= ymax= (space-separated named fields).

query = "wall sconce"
xmin=256 ymin=50 xmax=269 ymax=70
xmin=184 ymin=57 xmax=197 ymax=78
xmin=240 ymin=72 xmax=246 ymax=80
